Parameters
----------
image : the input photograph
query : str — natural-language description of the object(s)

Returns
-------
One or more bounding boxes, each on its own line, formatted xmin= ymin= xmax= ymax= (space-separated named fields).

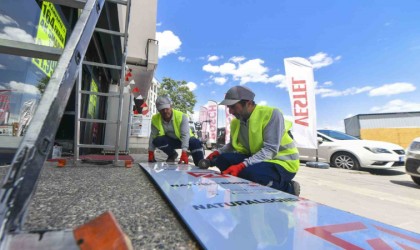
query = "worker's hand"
xmin=178 ymin=151 xmax=189 ymax=164
xmin=222 ymin=162 xmax=246 ymax=176
xmin=148 ymin=151 xmax=156 ymax=162
xmin=206 ymin=150 xmax=220 ymax=161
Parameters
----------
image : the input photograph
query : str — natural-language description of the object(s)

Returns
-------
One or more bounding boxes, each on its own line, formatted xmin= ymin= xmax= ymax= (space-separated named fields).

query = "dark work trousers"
xmin=152 ymin=135 xmax=204 ymax=166
xmin=214 ymin=152 xmax=296 ymax=194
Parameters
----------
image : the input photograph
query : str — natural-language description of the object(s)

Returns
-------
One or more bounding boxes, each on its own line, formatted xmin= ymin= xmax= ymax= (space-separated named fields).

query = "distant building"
xmin=147 ymin=78 xmax=160 ymax=116
xmin=344 ymin=111 xmax=420 ymax=148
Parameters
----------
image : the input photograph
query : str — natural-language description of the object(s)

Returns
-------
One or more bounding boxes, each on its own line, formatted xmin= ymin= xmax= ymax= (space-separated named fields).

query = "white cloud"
xmin=156 ymin=22 xmax=162 ymax=26
xmin=323 ymin=81 xmax=333 ymax=86
xmin=178 ymin=56 xmax=187 ymax=62
xmin=8 ymin=81 xmax=40 ymax=96
xmin=234 ymin=59 xmax=268 ymax=83
xmin=274 ymin=76 xmax=288 ymax=89
xmin=229 ymin=56 xmax=246 ymax=63
xmin=308 ymin=52 xmax=341 ymax=69
xmin=156 ymin=30 xmax=181 ymax=58
xmin=258 ymin=100 xmax=267 ymax=106
xmin=316 ymin=86 xmax=373 ymax=97
xmin=203 ymin=58 xmax=285 ymax=86
xmin=208 ymin=55 xmax=220 ymax=61
xmin=0 ymin=64 xmax=5 ymax=69
xmin=0 ymin=27 xmax=34 ymax=43
xmin=186 ymin=81 xmax=197 ymax=91
xmin=203 ymin=62 xmax=236 ymax=74
xmin=213 ymin=77 xmax=227 ymax=85
xmin=27 ymin=21 xmax=36 ymax=28
xmin=0 ymin=14 xmax=18 ymax=26
xmin=369 ymin=82 xmax=416 ymax=96
xmin=370 ymin=99 xmax=420 ymax=113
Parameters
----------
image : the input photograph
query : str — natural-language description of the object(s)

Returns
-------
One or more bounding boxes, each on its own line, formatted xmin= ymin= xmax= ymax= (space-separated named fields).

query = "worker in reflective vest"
xmin=148 ymin=96 xmax=204 ymax=166
xmin=206 ymin=86 xmax=301 ymax=196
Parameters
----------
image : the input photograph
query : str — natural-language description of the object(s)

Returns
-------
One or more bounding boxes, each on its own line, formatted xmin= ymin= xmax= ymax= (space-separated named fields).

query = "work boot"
xmin=291 ymin=180 xmax=300 ymax=196
xmin=166 ymin=151 xmax=178 ymax=162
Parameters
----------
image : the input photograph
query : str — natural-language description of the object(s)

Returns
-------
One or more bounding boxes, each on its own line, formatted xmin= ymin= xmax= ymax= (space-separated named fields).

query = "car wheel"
xmin=331 ymin=152 xmax=360 ymax=170
xmin=411 ymin=176 xmax=420 ymax=186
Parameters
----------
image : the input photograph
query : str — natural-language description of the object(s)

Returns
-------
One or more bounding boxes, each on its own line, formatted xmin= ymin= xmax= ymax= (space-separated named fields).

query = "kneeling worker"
xmin=148 ymin=96 xmax=204 ymax=166
xmin=206 ymin=85 xmax=301 ymax=196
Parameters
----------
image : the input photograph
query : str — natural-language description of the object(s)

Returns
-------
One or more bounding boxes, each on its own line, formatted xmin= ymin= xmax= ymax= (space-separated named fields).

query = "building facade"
xmin=345 ymin=112 xmax=420 ymax=148
xmin=0 ymin=0 xmax=158 ymax=164
xmin=147 ymin=77 xmax=160 ymax=116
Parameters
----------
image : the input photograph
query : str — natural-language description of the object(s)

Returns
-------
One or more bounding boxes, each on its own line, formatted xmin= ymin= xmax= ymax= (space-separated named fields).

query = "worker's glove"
xmin=222 ymin=162 xmax=246 ymax=177
xmin=206 ymin=150 xmax=220 ymax=161
xmin=148 ymin=151 xmax=156 ymax=162
xmin=178 ymin=151 xmax=189 ymax=164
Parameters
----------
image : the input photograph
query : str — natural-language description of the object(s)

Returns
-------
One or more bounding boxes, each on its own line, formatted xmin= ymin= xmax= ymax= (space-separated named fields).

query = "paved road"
xmin=294 ymin=165 xmax=420 ymax=233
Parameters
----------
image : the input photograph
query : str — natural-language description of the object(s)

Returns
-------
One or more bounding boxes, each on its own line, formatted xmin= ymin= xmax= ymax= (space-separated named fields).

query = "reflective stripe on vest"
xmin=230 ymin=106 xmax=300 ymax=173
xmin=151 ymin=109 xmax=193 ymax=139
xmin=279 ymin=141 xmax=297 ymax=151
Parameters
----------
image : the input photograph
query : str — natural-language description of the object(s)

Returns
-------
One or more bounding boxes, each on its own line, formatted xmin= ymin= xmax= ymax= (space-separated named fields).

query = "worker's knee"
xmin=189 ymin=137 xmax=202 ymax=150
xmin=153 ymin=136 xmax=169 ymax=147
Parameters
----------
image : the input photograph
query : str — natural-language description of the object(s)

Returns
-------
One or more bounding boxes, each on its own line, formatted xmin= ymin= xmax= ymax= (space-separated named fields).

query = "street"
xmin=294 ymin=165 xmax=420 ymax=234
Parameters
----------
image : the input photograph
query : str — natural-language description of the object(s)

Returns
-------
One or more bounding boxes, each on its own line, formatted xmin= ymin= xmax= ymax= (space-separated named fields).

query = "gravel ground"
xmin=0 ymin=151 xmax=199 ymax=249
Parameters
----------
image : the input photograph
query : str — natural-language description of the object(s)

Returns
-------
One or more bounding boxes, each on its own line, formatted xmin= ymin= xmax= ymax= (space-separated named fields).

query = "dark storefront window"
xmin=0 ymin=1 xmax=73 ymax=162
xmin=1 ymin=1 xmax=122 ymax=160
xmin=0 ymin=1 xmax=69 ymax=133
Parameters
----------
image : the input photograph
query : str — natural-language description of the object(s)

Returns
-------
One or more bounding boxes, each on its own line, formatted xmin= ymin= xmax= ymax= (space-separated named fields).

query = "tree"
xmin=37 ymin=76 xmax=50 ymax=94
xmin=158 ymin=77 xmax=197 ymax=115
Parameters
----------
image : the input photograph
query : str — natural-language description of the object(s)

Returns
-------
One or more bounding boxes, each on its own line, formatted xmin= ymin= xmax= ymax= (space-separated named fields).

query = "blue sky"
xmin=154 ymin=0 xmax=420 ymax=131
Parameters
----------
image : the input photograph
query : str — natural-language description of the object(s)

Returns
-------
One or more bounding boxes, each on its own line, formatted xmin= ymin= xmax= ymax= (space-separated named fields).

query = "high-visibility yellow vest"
xmin=230 ymin=105 xmax=300 ymax=173
xmin=151 ymin=109 xmax=193 ymax=139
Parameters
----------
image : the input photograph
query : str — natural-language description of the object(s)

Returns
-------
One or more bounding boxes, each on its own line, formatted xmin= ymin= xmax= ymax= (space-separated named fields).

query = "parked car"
xmin=405 ymin=137 xmax=420 ymax=185
xmin=298 ymin=129 xmax=405 ymax=170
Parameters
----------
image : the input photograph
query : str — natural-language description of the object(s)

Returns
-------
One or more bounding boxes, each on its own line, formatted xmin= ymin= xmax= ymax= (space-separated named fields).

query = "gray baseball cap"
xmin=156 ymin=96 xmax=172 ymax=111
xmin=219 ymin=86 xmax=255 ymax=106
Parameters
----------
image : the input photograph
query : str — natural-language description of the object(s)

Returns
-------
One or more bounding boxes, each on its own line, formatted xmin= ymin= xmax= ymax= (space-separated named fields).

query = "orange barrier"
xmin=57 ymin=159 xmax=66 ymax=168
xmin=73 ymin=211 xmax=132 ymax=250
xmin=125 ymin=160 xmax=133 ymax=168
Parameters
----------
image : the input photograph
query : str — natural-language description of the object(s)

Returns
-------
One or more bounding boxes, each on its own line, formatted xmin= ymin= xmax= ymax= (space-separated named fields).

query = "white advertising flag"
xmin=199 ymin=106 xmax=209 ymax=141
xmin=225 ymin=107 xmax=234 ymax=144
xmin=207 ymin=101 xmax=218 ymax=143
xmin=284 ymin=57 xmax=317 ymax=149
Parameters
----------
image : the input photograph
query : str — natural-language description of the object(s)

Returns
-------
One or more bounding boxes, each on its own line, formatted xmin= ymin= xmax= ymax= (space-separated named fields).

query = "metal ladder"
xmin=74 ymin=0 xmax=132 ymax=165
xmin=0 ymin=0 xmax=131 ymax=245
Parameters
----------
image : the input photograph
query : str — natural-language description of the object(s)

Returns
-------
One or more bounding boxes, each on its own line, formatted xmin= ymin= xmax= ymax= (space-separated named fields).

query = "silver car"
xmin=405 ymin=137 xmax=420 ymax=185
xmin=298 ymin=129 xmax=405 ymax=170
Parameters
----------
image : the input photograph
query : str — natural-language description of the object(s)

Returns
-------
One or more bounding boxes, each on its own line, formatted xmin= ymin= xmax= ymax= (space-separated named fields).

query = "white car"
xmin=298 ymin=129 xmax=405 ymax=170
xmin=405 ymin=137 xmax=420 ymax=185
